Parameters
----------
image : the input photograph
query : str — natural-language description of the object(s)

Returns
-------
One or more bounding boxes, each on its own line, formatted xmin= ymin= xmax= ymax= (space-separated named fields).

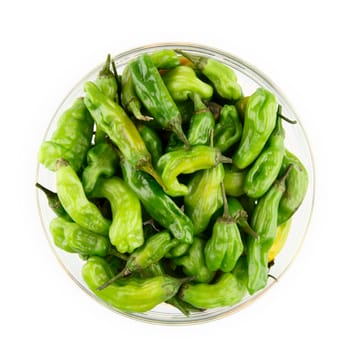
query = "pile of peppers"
xmin=37 ymin=49 xmax=308 ymax=316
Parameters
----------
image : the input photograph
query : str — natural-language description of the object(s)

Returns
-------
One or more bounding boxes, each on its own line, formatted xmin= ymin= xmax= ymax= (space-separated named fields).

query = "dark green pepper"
xmin=233 ymin=88 xmax=278 ymax=169
xmin=184 ymin=163 xmax=224 ymax=235
xmin=157 ymin=145 xmax=231 ymax=197
xmin=223 ymin=164 xmax=246 ymax=197
xmin=121 ymin=159 xmax=194 ymax=244
xmin=138 ymin=124 xmax=163 ymax=167
xmin=244 ymin=117 xmax=285 ymax=198
xmin=49 ymin=217 xmax=110 ymax=256
xmin=278 ymin=150 xmax=309 ymax=225
xmin=214 ymin=104 xmax=242 ymax=153
xmin=129 ymin=54 xmax=189 ymax=147
xmin=82 ymin=256 xmax=188 ymax=313
xmin=173 ymin=237 xmax=215 ymax=283
xmin=38 ymin=98 xmax=94 ymax=172
xmin=246 ymin=166 xmax=292 ymax=295
xmin=82 ymin=141 xmax=119 ymax=194
xmin=56 ymin=159 xmax=111 ymax=235
xmin=91 ymin=176 xmax=143 ymax=254
xmin=150 ymin=49 xmax=181 ymax=69
xmin=162 ymin=65 xmax=213 ymax=101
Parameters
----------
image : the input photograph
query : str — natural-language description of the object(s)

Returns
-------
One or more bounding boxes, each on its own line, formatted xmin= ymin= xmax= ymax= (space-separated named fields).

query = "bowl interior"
xmin=36 ymin=42 xmax=315 ymax=324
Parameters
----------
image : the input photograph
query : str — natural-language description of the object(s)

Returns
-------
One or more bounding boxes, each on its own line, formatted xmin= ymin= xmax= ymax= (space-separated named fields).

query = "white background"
xmin=1 ymin=0 xmax=349 ymax=349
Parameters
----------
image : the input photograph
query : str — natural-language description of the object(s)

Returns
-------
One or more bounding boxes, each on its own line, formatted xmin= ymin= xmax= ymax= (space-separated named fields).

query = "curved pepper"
xmin=138 ymin=124 xmax=163 ymax=167
xmin=129 ymin=54 xmax=189 ymax=148
xmin=157 ymin=145 xmax=231 ymax=197
xmin=233 ymin=88 xmax=278 ymax=169
xmin=173 ymin=237 xmax=215 ymax=283
xmin=49 ymin=217 xmax=110 ymax=256
xmin=244 ymin=117 xmax=285 ymax=198
xmin=214 ymin=104 xmax=242 ymax=153
xmin=184 ymin=163 xmax=224 ymax=235
xmin=91 ymin=176 xmax=143 ymax=254
xmin=83 ymin=81 xmax=164 ymax=188
xmin=82 ymin=142 xmax=119 ymax=194
xmin=55 ymin=159 xmax=110 ymax=235
xmin=82 ymin=256 xmax=187 ymax=313
xmin=38 ymin=97 xmax=94 ymax=172
xmin=121 ymin=159 xmax=194 ymax=244
xmin=223 ymin=164 xmax=246 ymax=197
xmin=162 ymin=65 xmax=213 ymax=102
xmin=278 ymin=150 xmax=309 ymax=225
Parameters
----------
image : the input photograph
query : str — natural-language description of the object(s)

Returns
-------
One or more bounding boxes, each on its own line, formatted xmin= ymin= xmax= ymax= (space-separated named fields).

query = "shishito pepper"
xmin=157 ymin=145 xmax=232 ymax=197
xmin=150 ymin=49 xmax=181 ymax=69
xmin=83 ymin=81 xmax=164 ymax=188
xmin=138 ymin=124 xmax=163 ymax=167
xmin=129 ymin=54 xmax=189 ymax=148
xmin=121 ymin=159 xmax=194 ymax=244
xmin=38 ymin=97 xmax=94 ymax=172
xmin=233 ymin=88 xmax=278 ymax=169
xmin=91 ymin=176 xmax=144 ymax=254
xmin=223 ymin=164 xmax=246 ymax=197
xmin=162 ymin=65 xmax=213 ymax=102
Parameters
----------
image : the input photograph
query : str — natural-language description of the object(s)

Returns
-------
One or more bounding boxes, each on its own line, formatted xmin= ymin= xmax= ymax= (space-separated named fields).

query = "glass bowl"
xmin=36 ymin=42 xmax=315 ymax=325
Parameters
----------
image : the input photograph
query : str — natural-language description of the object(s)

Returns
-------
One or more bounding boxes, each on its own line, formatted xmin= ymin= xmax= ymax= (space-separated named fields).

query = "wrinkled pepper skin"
xmin=82 ymin=142 xmax=119 ymax=194
xmin=38 ymin=98 xmax=94 ymax=172
xmin=150 ymin=49 xmax=181 ymax=69
xmin=184 ymin=163 xmax=224 ymax=235
xmin=138 ymin=124 xmax=163 ymax=167
xmin=129 ymin=54 xmax=189 ymax=147
xmin=49 ymin=217 xmax=110 ymax=256
xmin=246 ymin=167 xmax=290 ymax=295
xmin=157 ymin=145 xmax=230 ymax=197
xmin=214 ymin=105 xmax=242 ymax=152
xmin=162 ymin=65 xmax=213 ymax=101
xmin=174 ymin=237 xmax=215 ymax=283
xmin=82 ymin=256 xmax=186 ymax=313
xmin=244 ymin=117 xmax=285 ymax=198
xmin=91 ymin=176 xmax=143 ymax=254
xmin=223 ymin=165 xmax=246 ymax=197
xmin=55 ymin=159 xmax=110 ymax=235
xmin=233 ymin=88 xmax=278 ymax=169
xmin=278 ymin=150 xmax=309 ymax=225
xmin=84 ymin=81 xmax=163 ymax=188
xmin=121 ymin=159 xmax=194 ymax=244
xmin=187 ymin=93 xmax=215 ymax=146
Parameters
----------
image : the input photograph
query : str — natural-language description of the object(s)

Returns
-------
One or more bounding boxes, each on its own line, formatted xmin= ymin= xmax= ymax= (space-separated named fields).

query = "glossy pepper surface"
xmin=91 ymin=176 xmax=143 ymax=254
xmin=38 ymin=98 xmax=94 ymax=172
xmin=223 ymin=165 xmax=246 ymax=197
xmin=233 ymin=88 xmax=278 ymax=169
xmin=162 ymin=65 xmax=213 ymax=101
xmin=244 ymin=117 xmax=285 ymax=198
xmin=55 ymin=159 xmax=110 ymax=235
xmin=82 ymin=256 xmax=187 ymax=313
xmin=138 ymin=124 xmax=163 ymax=167
xmin=121 ymin=159 xmax=194 ymax=244
xmin=150 ymin=49 xmax=181 ymax=69
xmin=129 ymin=54 xmax=189 ymax=147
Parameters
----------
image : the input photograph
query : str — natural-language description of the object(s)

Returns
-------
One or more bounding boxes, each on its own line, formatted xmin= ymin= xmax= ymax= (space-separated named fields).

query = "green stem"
xmin=277 ymin=105 xmax=297 ymax=124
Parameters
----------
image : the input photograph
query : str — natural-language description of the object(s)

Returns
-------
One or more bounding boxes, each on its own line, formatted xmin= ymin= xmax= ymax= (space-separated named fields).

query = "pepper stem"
xmin=139 ymin=162 xmax=168 ymax=192
xmin=219 ymin=155 xmax=233 ymax=164
xmin=97 ymin=266 xmax=131 ymax=291
xmin=35 ymin=182 xmax=55 ymax=199
xmin=220 ymin=182 xmax=231 ymax=219
xmin=236 ymin=210 xmax=259 ymax=239
xmin=277 ymin=105 xmax=297 ymax=124
xmin=108 ymin=247 xmax=128 ymax=261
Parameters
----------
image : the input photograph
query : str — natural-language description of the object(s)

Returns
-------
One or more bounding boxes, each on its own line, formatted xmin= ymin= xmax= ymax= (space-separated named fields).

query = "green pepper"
xmin=38 ymin=98 xmax=94 ymax=172
xmin=49 ymin=217 xmax=110 ymax=256
xmin=246 ymin=166 xmax=292 ymax=295
xmin=235 ymin=96 xmax=249 ymax=121
xmin=83 ymin=81 xmax=165 ymax=189
xmin=150 ymin=49 xmax=181 ymax=69
xmin=178 ymin=51 xmax=242 ymax=101
xmin=223 ymin=164 xmax=246 ymax=197
xmin=278 ymin=150 xmax=309 ymax=225
xmin=82 ymin=142 xmax=119 ymax=194
xmin=35 ymin=183 xmax=71 ymax=221
xmin=121 ymin=159 xmax=194 ymax=244
xmin=98 ymin=231 xmax=177 ymax=289
xmin=184 ymin=163 xmax=224 ymax=235
xmin=91 ymin=176 xmax=143 ymax=254
xmin=157 ymin=145 xmax=231 ymax=197
xmin=244 ymin=117 xmax=285 ymax=198
xmin=204 ymin=184 xmax=244 ymax=272
xmin=129 ymin=54 xmax=189 ymax=148
xmin=187 ymin=93 xmax=215 ymax=146
xmin=162 ymin=65 xmax=213 ymax=102
xmin=232 ymin=88 xmax=278 ymax=169
xmin=179 ymin=258 xmax=247 ymax=309
xmin=173 ymin=237 xmax=215 ymax=283
xmin=55 ymin=159 xmax=110 ymax=235
xmin=82 ymin=256 xmax=188 ymax=313
xmin=138 ymin=124 xmax=163 ymax=167
xmin=214 ymin=104 xmax=242 ymax=153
